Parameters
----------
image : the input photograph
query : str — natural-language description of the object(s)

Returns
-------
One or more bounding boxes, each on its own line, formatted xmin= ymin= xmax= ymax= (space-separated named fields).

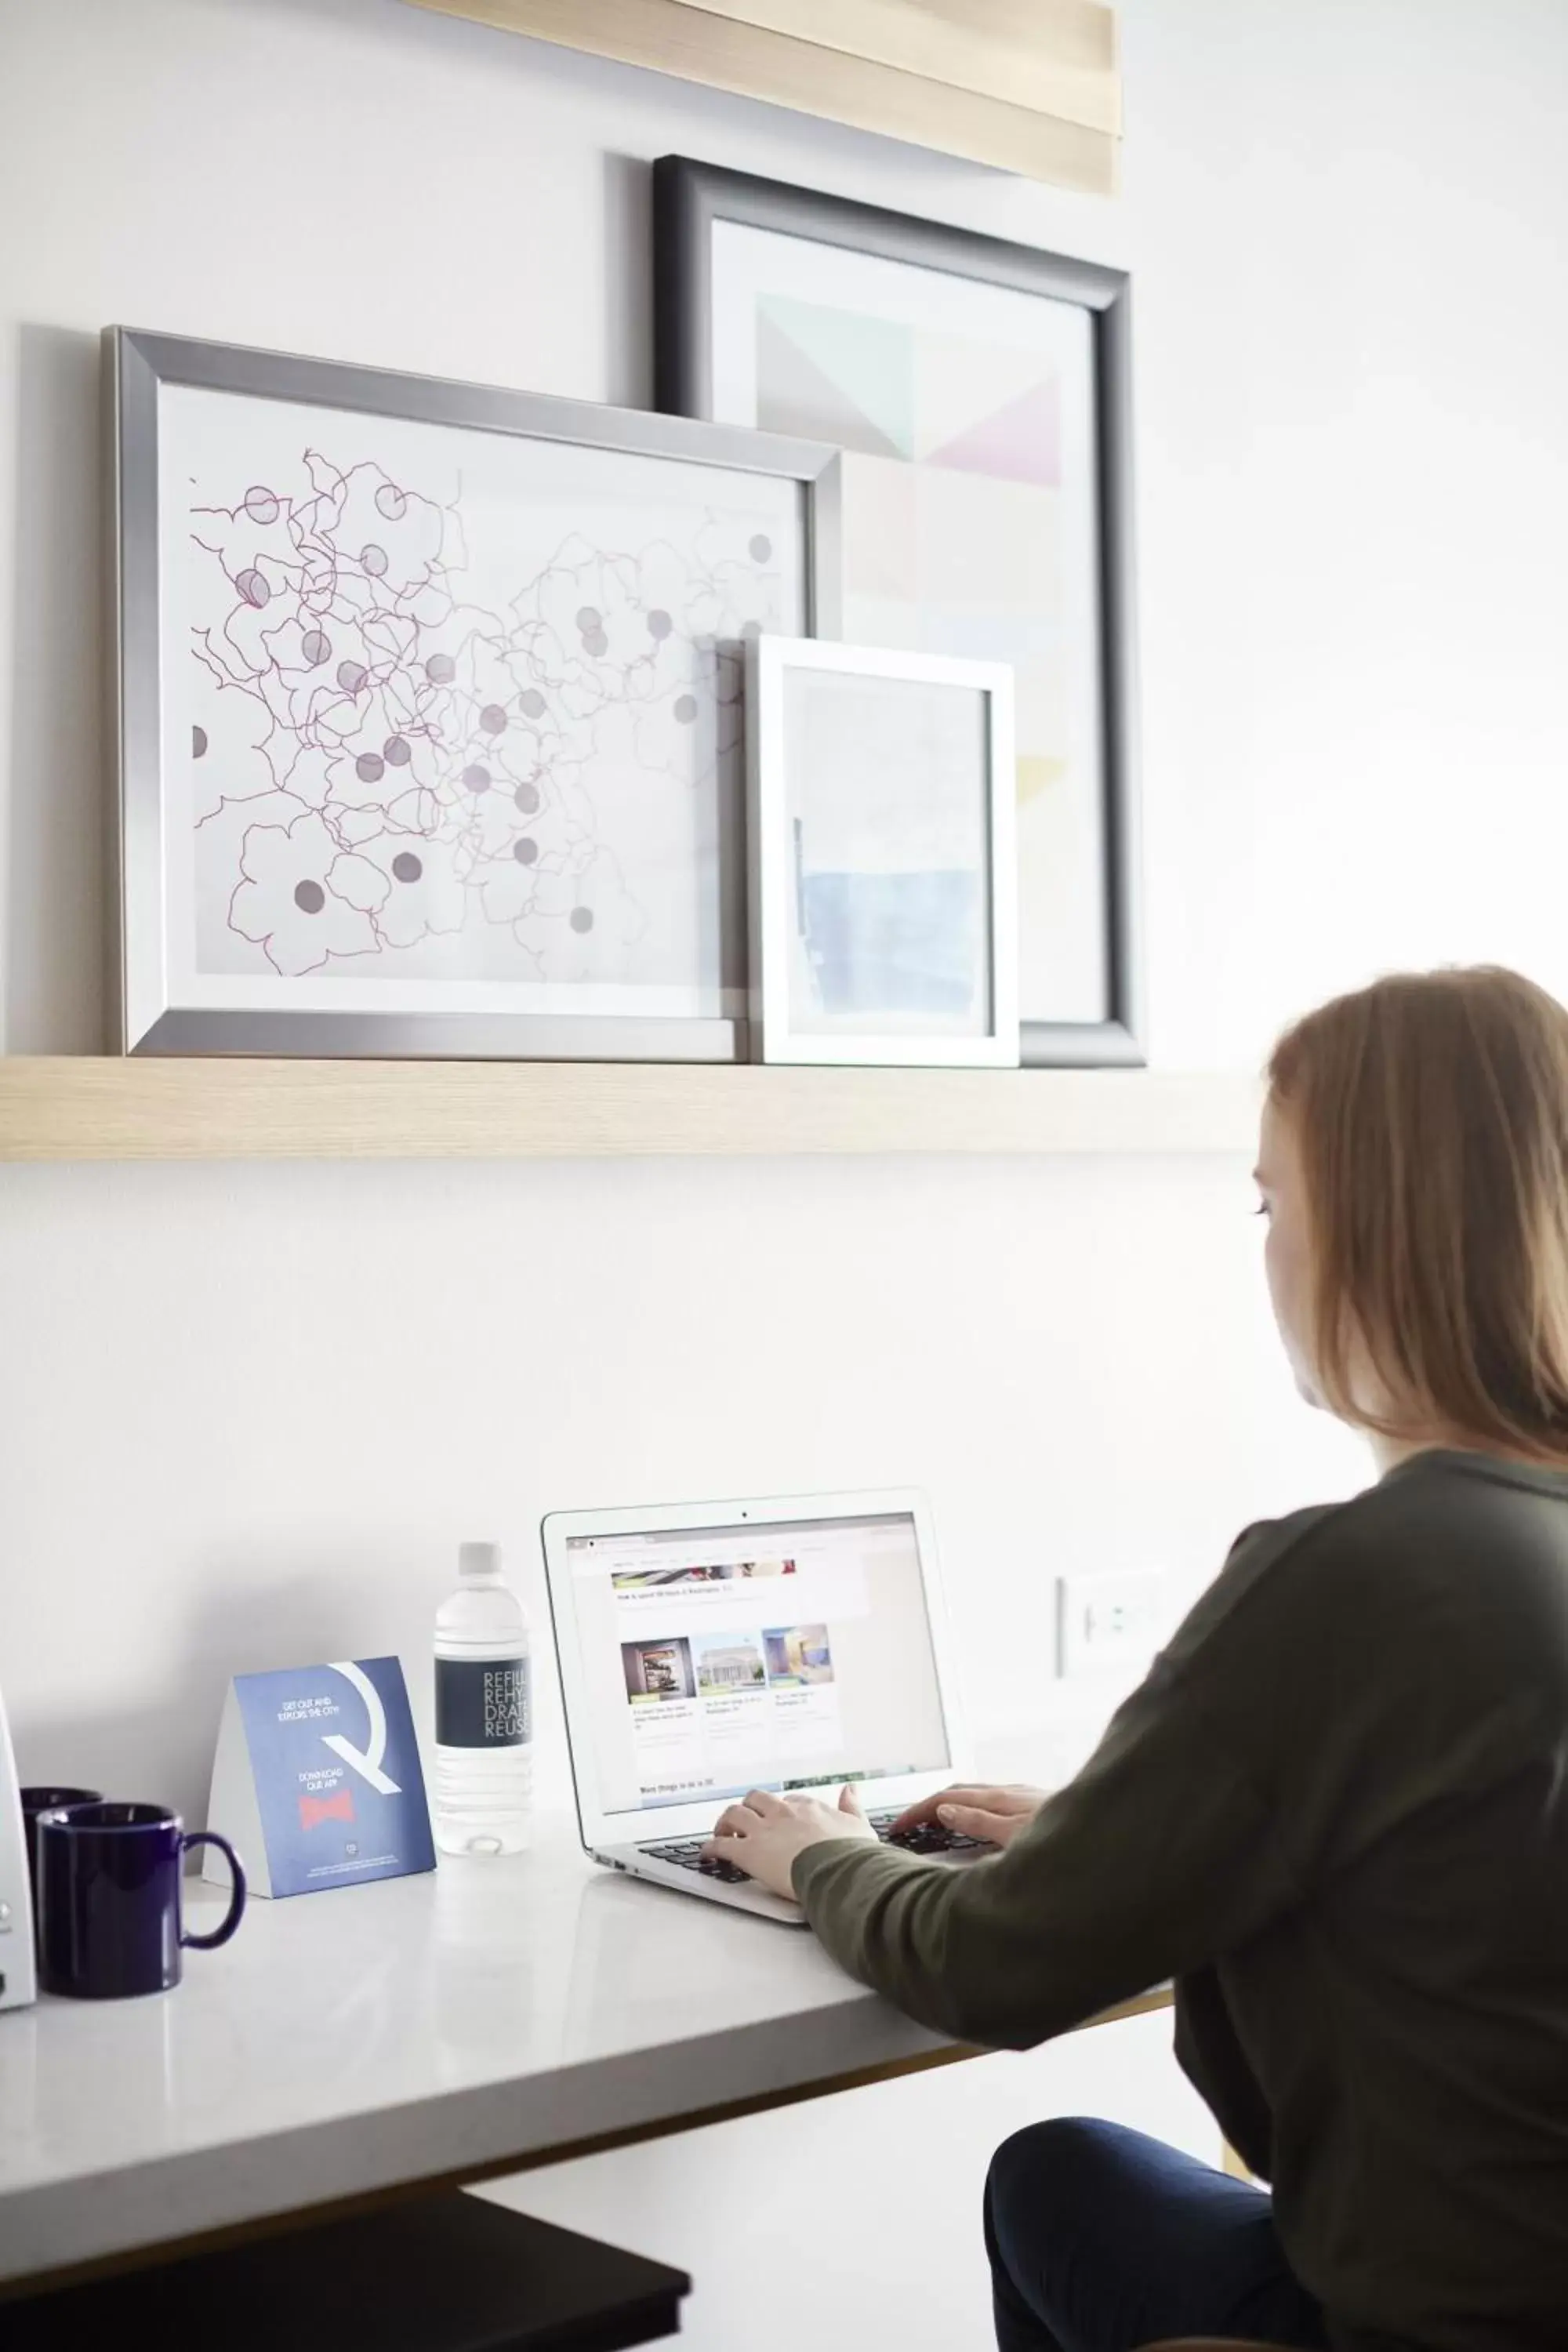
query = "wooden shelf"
xmin=407 ymin=0 xmax=1121 ymax=194
xmin=0 ymin=1058 xmax=1261 ymax=1163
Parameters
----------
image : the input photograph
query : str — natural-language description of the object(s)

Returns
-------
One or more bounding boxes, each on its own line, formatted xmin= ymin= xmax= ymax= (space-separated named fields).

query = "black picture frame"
xmin=652 ymin=154 xmax=1144 ymax=1071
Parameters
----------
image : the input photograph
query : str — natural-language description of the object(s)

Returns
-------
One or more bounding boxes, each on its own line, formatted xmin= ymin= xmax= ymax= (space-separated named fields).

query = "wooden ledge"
xmin=0 ymin=1058 xmax=1261 ymax=1163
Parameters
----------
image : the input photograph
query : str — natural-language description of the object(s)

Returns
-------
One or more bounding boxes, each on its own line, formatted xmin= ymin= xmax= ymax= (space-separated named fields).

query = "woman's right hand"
xmin=888 ymin=1783 xmax=1047 ymax=1848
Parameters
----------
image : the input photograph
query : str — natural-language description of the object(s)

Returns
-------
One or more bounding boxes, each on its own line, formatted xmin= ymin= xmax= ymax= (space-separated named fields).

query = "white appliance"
xmin=0 ymin=1682 xmax=37 ymax=2009
xmin=543 ymin=1489 xmax=981 ymax=1925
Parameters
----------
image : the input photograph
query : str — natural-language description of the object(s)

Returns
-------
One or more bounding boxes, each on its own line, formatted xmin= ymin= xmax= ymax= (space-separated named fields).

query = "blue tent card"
xmin=205 ymin=1657 xmax=434 ymax=1898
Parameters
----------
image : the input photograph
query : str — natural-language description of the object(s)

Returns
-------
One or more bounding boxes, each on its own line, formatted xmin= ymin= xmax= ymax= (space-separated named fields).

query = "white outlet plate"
xmin=1056 ymin=1568 xmax=1167 ymax=1679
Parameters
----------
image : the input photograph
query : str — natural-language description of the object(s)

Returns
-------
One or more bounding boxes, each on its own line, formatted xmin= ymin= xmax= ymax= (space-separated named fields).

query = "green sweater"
xmin=793 ymin=1451 xmax=1568 ymax=2352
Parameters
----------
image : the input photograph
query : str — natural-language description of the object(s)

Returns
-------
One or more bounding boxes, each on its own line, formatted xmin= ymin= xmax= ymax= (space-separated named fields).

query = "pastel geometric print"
xmin=925 ymin=377 xmax=1061 ymax=488
xmin=757 ymin=296 xmax=1058 ymax=483
xmin=751 ymin=289 xmax=1101 ymax=1021
xmin=755 ymin=298 xmax=913 ymax=459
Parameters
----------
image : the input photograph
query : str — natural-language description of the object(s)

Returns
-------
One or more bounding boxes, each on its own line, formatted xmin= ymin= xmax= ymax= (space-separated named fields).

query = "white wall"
xmin=5 ymin=0 xmax=1568 ymax=1066
xmin=3 ymin=0 xmax=1568 ymax=2341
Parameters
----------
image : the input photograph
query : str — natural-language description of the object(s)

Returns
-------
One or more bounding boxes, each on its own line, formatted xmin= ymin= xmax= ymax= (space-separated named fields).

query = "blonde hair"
xmin=1268 ymin=967 xmax=1568 ymax=1461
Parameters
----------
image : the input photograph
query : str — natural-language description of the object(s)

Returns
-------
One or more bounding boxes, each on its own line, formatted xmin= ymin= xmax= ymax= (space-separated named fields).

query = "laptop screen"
xmin=563 ymin=1510 xmax=952 ymax=1818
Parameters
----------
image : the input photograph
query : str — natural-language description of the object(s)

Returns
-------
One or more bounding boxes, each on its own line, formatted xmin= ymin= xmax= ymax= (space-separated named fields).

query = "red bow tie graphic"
xmin=299 ymin=1788 xmax=355 ymax=1831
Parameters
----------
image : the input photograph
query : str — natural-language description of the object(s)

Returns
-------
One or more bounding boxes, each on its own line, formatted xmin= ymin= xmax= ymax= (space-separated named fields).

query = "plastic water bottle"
xmin=433 ymin=1541 xmax=532 ymax=1856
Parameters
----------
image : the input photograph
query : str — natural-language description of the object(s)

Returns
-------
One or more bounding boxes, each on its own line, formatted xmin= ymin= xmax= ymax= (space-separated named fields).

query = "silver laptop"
xmin=542 ymin=1490 xmax=981 ymax=1925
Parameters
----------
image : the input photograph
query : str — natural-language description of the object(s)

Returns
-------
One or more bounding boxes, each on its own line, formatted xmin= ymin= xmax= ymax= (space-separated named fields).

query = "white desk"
xmin=0 ymin=1823 xmax=1168 ymax=2289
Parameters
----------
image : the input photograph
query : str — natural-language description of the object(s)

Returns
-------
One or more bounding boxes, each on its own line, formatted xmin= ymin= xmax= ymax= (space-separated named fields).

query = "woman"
xmin=708 ymin=967 xmax=1568 ymax=2352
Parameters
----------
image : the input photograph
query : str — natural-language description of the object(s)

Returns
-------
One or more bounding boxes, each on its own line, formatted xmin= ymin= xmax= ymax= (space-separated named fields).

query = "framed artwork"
xmin=655 ymin=155 xmax=1143 ymax=1068
xmin=107 ymin=327 xmax=837 ymax=1059
xmin=746 ymin=636 xmax=1018 ymax=1068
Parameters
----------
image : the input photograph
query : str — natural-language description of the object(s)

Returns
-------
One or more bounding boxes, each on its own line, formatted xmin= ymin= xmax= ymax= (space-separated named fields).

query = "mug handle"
xmin=180 ymin=1831 xmax=248 ymax=1950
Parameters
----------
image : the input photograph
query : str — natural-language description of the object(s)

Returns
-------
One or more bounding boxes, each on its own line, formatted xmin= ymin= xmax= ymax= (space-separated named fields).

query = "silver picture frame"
xmin=107 ymin=327 xmax=839 ymax=1060
xmin=746 ymin=636 xmax=1018 ymax=1069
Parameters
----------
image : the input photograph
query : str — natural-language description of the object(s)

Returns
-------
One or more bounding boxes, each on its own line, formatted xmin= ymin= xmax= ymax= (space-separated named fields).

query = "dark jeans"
xmin=985 ymin=2118 xmax=1330 ymax=2352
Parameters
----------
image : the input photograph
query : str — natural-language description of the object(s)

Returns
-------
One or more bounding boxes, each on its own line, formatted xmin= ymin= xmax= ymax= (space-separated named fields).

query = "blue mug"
xmin=36 ymin=1801 xmax=246 ymax=1999
xmin=19 ymin=1786 xmax=103 ymax=1908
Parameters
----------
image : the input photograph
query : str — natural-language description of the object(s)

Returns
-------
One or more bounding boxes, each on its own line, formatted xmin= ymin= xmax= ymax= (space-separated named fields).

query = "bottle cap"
xmin=459 ymin=1541 xmax=503 ymax=1578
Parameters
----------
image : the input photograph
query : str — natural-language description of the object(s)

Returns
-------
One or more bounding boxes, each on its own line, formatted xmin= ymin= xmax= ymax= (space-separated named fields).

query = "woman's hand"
xmin=704 ymin=1784 xmax=877 ymax=1899
xmin=888 ymin=1784 xmax=1046 ymax=1848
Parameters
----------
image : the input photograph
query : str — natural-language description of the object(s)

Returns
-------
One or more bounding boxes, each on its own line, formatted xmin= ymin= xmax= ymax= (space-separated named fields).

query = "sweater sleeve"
xmin=790 ymin=1653 xmax=1303 ymax=2049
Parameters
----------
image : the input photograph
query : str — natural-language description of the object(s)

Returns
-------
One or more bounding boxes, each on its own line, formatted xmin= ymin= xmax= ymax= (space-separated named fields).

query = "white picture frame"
xmin=746 ymin=636 xmax=1018 ymax=1068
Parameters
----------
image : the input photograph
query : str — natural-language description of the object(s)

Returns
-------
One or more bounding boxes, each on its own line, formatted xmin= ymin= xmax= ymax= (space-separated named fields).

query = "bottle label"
xmin=436 ymin=1657 xmax=530 ymax=1748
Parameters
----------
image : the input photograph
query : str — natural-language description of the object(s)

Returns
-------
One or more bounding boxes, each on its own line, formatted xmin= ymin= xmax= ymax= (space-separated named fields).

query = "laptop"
xmin=542 ymin=1490 xmax=983 ymax=1925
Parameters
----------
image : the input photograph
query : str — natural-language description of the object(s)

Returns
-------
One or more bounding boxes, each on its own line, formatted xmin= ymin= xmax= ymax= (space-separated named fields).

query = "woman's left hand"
xmin=704 ymin=1784 xmax=878 ymax=1899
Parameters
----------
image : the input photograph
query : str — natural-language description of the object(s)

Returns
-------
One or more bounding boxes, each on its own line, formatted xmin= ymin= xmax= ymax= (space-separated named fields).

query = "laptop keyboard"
xmin=641 ymin=1809 xmax=988 ymax=1884
xmin=868 ymin=1809 xmax=989 ymax=1856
